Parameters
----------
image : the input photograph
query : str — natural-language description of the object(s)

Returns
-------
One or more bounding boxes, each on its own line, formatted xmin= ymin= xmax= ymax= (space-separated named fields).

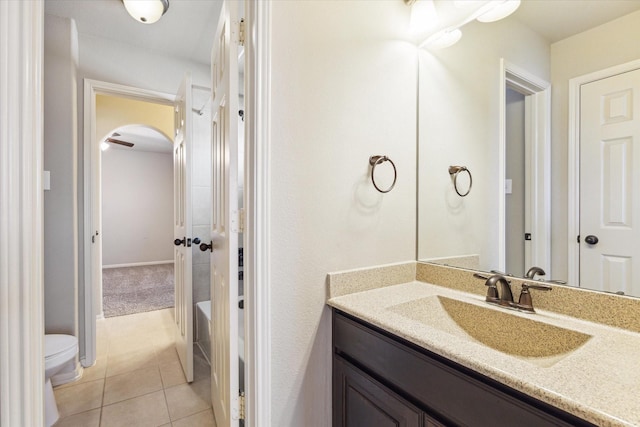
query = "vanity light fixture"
xmin=406 ymin=0 xmax=440 ymax=34
xmin=417 ymin=0 xmax=520 ymax=49
xmin=420 ymin=28 xmax=463 ymax=49
xmin=123 ymin=0 xmax=169 ymax=24
xmin=475 ymin=0 xmax=521 ymax=23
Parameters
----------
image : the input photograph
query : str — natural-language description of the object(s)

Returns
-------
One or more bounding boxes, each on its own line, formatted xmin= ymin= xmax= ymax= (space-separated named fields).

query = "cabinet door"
xmin=424 ymin=413 xmax=446 ymax=427
xmin=333 ymin=355 xmax=423 ymax=427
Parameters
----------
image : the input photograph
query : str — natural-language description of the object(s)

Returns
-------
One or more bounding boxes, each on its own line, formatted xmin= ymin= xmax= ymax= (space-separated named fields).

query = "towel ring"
xmin=369 ymin=155 xmax=397 ymax=193
xmin=449 ymin=165 xmax=472 ymax=197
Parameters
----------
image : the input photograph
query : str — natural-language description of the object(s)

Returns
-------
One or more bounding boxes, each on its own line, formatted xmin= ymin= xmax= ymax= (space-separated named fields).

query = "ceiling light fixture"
xmin=407 ymin=0 xmax=440 ymax=34
xmin=476 ymin=0 xmax=521 ymax=23
xmin=123 ymin=0 xmax=169 ymax=24
xmin=420 ymin=28 xmax=463 ymax=49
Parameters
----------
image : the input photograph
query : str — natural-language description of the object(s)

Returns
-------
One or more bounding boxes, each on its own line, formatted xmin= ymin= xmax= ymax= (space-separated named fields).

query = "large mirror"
xmin=417 ymin=0 xmax=640 ymax=297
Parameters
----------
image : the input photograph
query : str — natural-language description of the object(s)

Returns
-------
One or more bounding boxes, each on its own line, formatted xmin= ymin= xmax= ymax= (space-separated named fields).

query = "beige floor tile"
xmin=147 ymin=308 xmax=176 ymax=329
xmin=159 ymin=359 xmax=187 ymax=388
xmin=103 ymin=366 xmax=163 ymax=405
xmin=164 ymin=380 xmax=212 ymax=421
xmin=100 ymin=390 xmax=170 ymax=427
xmin=106 ymin=346 xmax=158 ymax=377
xmin=54 ymin=379 xmax=104 ymax=418
xmin=156 ymin=345 xmax=180 ymax=364
xmin=108 ymin=333 xmax=155 ymax=356
xmin=193 ymin=348 xmax=211 ymax=383
xmin=172 ymin=409 xmax=217 ymax=427
xmin=54 ymin=408 xmax=101 ymax=427
xmin=151 ymin=326 xmax=176 ymax=349
xmin=81 ymin=357 xmax=108 ymax=382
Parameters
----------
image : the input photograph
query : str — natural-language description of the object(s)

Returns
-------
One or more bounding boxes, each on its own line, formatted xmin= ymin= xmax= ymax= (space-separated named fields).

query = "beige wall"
xmin=96 ymin=94 xmax=174 ymax=142
xmin=269 ymin=1 xmax=417 ymax=424
xmin=550 ymin=10 xmax=640 ymax=280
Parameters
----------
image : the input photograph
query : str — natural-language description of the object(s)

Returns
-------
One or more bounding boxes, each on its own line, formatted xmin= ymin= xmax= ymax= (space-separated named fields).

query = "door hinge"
xmin=238 ymin=19 xmax=245 ymax=46
xmin=231 ymin=208 xmax=245 ymax=233
xmin=232 ymin=391 xmax=245 ymax=420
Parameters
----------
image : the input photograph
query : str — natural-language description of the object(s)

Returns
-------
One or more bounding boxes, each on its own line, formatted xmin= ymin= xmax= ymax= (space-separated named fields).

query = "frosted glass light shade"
xmin=476 ymin=0 xmax=521 ymax=23
xmin=123 ymin=0 xmax=169 ymax=24
xmin=409 ymin=0 xmax=440 ymax=34
xmin=421 ymin=28 xmax=463 ymax=49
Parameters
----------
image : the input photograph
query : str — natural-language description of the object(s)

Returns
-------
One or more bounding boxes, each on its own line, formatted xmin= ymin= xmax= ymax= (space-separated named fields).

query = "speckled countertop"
xmin=327 ymin=264 xmax=640 ymax=427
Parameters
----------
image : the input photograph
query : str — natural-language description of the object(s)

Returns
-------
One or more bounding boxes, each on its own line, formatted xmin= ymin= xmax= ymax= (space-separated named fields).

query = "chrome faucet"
xmin=525 ymin=266 xmax=546 ymax=280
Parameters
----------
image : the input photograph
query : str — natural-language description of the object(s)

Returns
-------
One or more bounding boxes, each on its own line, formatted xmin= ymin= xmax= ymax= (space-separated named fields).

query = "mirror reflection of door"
xmin=505 ymin=88 xmax=526 ymax=276
xmin=579 ymin=67 xmax=640 ymax=295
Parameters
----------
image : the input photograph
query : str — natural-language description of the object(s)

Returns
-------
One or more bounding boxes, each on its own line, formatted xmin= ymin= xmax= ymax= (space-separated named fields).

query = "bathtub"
xmin=195 ymin=300 xmax=245 ymax=369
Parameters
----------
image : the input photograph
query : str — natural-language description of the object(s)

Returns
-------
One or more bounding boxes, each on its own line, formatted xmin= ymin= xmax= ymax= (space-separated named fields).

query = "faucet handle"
xmin=517 ymin=283 xmax=552 ymax=312
xmin=473 ymin=273 xmax=499 ymax=301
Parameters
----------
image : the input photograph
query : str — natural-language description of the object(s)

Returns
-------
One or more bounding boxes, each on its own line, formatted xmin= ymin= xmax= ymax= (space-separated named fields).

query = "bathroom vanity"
xmin=333 ymin=310 xmax=592 ymax=426
xmin=327 ymin=262 xmax=640 ymax=427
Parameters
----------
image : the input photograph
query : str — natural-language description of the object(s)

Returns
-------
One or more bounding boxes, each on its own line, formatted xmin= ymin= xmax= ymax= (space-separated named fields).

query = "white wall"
xmin=550 ymin=10 xmax=640 ymax=280
xmin=418 ymin=17 xmax=549 ymax=270
xmin=191 ymin=87 xmax=212 ymax=304
xmin=268 ymin=2 xmax=417 ymax=424
xmin=44 ymin=14 xmax=79 ymax=335
xmin=101 ymin=149 xmax=173 ymax=266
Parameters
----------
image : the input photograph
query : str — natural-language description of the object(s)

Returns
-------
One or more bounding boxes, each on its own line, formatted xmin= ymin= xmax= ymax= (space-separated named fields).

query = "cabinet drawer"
xmin=333 ymin=310 xmax=594 ymax=427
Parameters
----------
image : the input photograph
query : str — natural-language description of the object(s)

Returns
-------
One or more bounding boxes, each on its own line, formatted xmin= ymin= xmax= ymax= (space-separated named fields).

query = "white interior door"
xmin=174 ymin=72 xmax=194 ymax=382
xmin=580 ymin=68 xmax=640 ymax=295
xmin=209 ymin=1 xmax=241 ymax=425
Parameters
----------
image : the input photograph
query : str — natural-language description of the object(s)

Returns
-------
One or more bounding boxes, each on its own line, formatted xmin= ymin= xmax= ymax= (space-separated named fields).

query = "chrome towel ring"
xmin=369 ymin=155 xmax=397 ymax=193
xmin=449 ymin=165 xmax=472 ymax=197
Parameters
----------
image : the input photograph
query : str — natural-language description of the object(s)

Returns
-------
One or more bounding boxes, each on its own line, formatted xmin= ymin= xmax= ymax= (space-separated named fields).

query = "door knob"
xmin=200 ymin=241 xmax=213 ymax=252
xmin=174 ymin=237 xmax=186 ymax=246
xmin=584 ymin=235 xmax=599 ymax=245
xmin=193 ymin=238 xmax=201 ymax=245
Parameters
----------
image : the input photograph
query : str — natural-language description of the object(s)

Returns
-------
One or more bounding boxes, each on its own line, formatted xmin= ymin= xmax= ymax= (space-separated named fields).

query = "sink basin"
xmin=388 ymin=296 xmax=592 ymax=366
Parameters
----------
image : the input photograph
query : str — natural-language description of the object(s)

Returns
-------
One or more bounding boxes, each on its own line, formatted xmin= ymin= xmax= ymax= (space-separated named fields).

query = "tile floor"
xmin=53 ymin=308 xmax=216 ymax=427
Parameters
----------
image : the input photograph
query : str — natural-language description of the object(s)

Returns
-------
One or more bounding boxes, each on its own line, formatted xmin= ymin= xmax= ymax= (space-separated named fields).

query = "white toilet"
xmin=44 ymin=334 xmax=80 ymax=427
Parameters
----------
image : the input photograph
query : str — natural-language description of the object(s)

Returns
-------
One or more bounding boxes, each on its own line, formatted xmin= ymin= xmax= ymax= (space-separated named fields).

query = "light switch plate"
xmin=43 ymin=171 xmax=51 ymax=191
xmin=505 ymin=178 xmax=512 ymax=194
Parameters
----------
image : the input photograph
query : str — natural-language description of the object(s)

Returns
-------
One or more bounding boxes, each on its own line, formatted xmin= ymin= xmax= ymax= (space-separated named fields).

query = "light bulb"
xmin=409 ymin=0 xmax=440 ymax=34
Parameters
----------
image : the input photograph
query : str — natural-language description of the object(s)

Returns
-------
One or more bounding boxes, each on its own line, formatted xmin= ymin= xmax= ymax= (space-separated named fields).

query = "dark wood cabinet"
xmin=334 ymin=355 xmax=423 ymax=427
xmin=332 ymin=309 xmax=595 ymax=427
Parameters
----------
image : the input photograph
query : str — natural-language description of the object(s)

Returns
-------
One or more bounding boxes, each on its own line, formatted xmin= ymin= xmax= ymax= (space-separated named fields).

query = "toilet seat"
xmin=45 ymin=334 xmax=78 ymax=369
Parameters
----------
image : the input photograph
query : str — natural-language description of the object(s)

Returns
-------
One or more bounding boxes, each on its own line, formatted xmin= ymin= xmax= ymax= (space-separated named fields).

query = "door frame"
xmin=82 ymin=79 xmax=175 ymax=367
xmin=499 ymin=59 xmax=551 ymax=275
xmin=567 ymin=59 xmax=640 ymax=286
xmin=244 ymin=0 xmax=272 ymax=424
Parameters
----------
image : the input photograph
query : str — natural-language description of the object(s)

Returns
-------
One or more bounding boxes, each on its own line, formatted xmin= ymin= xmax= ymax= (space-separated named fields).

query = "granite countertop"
xmin=328 ymin=280 xmax=640 ymax=427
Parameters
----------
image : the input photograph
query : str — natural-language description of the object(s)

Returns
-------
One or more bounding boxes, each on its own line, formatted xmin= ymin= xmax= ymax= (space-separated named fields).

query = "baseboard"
xmin=102 ymin=260 xmax=173 ymax=269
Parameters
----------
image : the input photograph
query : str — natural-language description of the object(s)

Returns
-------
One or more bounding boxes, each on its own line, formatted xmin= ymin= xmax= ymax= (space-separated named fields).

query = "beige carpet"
xmin=102 ymin=263 xmax=174 ymax=317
